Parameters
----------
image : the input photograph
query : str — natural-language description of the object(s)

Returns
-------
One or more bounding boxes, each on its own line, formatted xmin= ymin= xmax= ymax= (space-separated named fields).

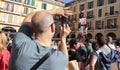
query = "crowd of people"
xmin=65 ymin=36 xmax=120 ymax=70
xmin=0 ymin=7 xmax=120 ymax=70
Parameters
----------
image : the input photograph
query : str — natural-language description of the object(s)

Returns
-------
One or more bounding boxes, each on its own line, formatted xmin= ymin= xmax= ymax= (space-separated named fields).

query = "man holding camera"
xmin=8 ymin=8 xmax=72 ymax=70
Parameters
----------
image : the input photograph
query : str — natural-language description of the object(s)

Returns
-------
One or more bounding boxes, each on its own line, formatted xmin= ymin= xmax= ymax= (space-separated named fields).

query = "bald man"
xmin=8 ymin=8 xmax=72 ymax=70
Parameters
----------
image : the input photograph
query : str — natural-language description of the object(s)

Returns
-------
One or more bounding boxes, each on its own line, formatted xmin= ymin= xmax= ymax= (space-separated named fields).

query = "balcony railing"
xmin=87 ymin=15 xmax=94 ymax=19
xmin=105 ymin=11 xmax=120 ymax=16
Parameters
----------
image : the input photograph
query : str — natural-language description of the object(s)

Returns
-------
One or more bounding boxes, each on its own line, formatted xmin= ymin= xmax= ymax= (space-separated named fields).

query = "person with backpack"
xmin=89 ymin=37 xmax=120 ymax=70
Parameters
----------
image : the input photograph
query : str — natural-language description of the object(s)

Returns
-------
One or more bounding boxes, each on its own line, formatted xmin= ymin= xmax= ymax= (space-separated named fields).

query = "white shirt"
xmin=105 ymin=43 xmax=116 ymax=50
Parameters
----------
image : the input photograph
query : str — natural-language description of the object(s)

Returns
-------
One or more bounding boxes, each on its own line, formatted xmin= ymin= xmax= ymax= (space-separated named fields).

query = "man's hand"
xmin=56 ymin=7 xmax=73 ymax=17
xmin=60 ymin=24 xmax=71 ymax=39
xmin=48 ymin=7 xmax=73 ymax=17
xmin=59 ymin=24 xmax=71 ymax=57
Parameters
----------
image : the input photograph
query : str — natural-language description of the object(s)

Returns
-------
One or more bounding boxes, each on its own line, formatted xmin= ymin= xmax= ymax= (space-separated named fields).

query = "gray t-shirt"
xmin=92 ymin=45 xmax=111 ymax=70
xmin=8 ymin=24 xmax=68 ymax=70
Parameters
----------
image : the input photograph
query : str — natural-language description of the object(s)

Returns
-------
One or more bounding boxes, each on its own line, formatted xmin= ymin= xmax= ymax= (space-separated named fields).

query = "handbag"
xmin=30 ymin=48 xmax=56 ymax=70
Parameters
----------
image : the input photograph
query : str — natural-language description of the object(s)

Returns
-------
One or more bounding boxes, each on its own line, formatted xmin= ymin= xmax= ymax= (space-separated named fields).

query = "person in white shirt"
xmin=105 ymin=36 xmax=116 ymax=50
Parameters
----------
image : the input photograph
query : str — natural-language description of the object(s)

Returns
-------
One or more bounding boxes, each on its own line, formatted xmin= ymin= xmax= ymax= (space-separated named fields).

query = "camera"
xmin=61 ymin=16 xmax=67 ymax=26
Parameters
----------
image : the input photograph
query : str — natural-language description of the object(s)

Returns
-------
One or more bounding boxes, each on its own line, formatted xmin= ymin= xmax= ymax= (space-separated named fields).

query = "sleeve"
xmin=80 ymin=49 xmax=88 ymax=62
xmin=14 ymin=23 xmax=33 ymax=47
xmin=18 ymin=23 xmax=33 ymax=38
xmin=77 ymin=47 xmax=89 ymax=62
xmin=91 ymin=51 xmax=98 ymax=60
xmin=75 ymin=52 xmax=81 ymax=62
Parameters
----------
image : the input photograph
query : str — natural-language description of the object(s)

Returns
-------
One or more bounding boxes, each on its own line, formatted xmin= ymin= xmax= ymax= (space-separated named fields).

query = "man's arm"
xmin=20 ymin=7 xmax=72 ymax=38
xmin=59 ymin=24 xmax=71 ymax=57
xmin=21 ymin=8 xmax=72 ymax=56
xmin=89 ymin=54 xmax=97 ymax=70
xmin=23 ymin=7 xmax=72 ymax=23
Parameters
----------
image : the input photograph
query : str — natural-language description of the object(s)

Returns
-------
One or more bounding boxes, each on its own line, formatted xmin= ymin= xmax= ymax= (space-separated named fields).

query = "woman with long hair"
xmin=0 ymin=31 xmax=10 ymax=70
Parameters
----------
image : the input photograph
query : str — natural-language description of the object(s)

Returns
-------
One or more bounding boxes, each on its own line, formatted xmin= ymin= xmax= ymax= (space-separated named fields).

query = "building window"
xmin=110 ymin=6 xmax=114 ymax=15
xmin=11 ymin=0 xmax=22 ymax=2
xmin=8 ymin=14 xmax=13 ymax=23
xmin=108 ymin=0 xmax=116 ymax=4
xmin=96 ymin=20 xmax=103 ymax=29
xmin=25 ymin=0 xmax=31 ymax=5
xmin=72 ymin=14 xmax=76 ymax=20
xmin=2 ymin=13 xmax=9 ymax=23
xmin=12 ymin=15 xmax=18 ymax=24
xmin=88 ymin=1 xmax=93 ymax=9
xmin=41 ymin=3 xmax=47 ymax=10
xmin=4 ymin=3 xmax=21 ymax=14
xmin=87 ymin=11 xmax=93 ymax=18
xmin=31 ymin=0 xmax=35 ymax=6
xmin=87 ymin=22 xmax=92 ymax=30
xmin=24 ymin=7 xmax=29 ymax=14
xmin=13 ymin=4 xmax=20 ymax=14
xmin=98 ymin=9 xmax=102 ymax=17
xmin=80 ymin=4 xmax=84 ymax=11
xmin=97 ymin=0 xmax=104 ymax=6
xmin=73 ymin=6 xmax=76 ymax=12
xmin=3 ymin=2 xmax=15 ymax=12
xmin=107 ymin=18 xmax=117 ymax=28
xmin=3 ymin=2 xmax=10 ymax=11
xmin=24 ymin=0 xmax=35 ymax=6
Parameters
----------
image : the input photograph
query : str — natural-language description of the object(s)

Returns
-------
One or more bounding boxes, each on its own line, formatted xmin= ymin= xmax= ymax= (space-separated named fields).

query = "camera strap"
xmin=30 ymin=48 xmax=56 ymax=70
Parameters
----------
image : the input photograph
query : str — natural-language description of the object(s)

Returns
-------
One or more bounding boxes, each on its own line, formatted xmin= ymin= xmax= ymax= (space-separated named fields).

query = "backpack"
xmin=95 ymin=46 xmax=120 ymax=70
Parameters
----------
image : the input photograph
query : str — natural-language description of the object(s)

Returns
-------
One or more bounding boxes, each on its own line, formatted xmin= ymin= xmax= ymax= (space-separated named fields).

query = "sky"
xmin=62 ymin=0 xmax=73 ymax=3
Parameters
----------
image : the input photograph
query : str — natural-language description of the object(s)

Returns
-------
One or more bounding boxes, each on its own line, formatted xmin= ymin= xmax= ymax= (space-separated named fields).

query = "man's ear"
xmin=51 ymin=23 xmax=55 ymax=32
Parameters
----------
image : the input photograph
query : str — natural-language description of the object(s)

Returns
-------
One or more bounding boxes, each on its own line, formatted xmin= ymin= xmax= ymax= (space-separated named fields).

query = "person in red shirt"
xmin=0 ymin=31 xmax=10 ymax=70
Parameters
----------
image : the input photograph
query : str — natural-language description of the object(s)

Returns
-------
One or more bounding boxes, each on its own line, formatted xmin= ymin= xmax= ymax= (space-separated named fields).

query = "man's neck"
xmin=35 ymin=34 xmax=52 ymax=47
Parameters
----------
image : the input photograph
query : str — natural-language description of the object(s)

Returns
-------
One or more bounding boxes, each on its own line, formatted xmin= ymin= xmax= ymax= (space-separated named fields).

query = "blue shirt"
xmin=77 ymin=46 xmax=88 ymax=62
xmin=8 ymin=24 xmax=68 ymax=70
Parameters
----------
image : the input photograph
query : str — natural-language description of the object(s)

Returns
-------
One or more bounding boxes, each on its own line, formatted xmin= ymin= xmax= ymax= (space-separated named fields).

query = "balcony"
xmin=87 ymin=15 xmax=94 ymax=19
xmin=104 ymin=25 xmax=118 ymax=31
xmin=105 ymin=12 xmax=109 ymax=16
xmin=41 ymin=0 xmax=64 ymax=7
xmin=115 ymin=11 xmax=119 ymax=15
xmin=105 ymin=11 xmax=120 ymax=16
xmin=107 ymin=25 xmax=117 ymax=29
xmin=4 ymin=0 xmax=22 ymax=5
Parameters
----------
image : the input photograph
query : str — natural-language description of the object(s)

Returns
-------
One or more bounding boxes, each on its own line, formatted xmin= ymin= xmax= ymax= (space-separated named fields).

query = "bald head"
xmin=31 ymin=11 xmax=54 ymax=33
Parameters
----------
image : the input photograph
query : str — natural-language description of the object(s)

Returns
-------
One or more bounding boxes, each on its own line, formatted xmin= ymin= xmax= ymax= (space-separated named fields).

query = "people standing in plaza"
xmin=68 ymin=38 xmax=80 ymax=61
xmin=77 ymin=38 xmax=88 ymax=70
xmin=115 ymin=39 xmax=120 ymax=70
xmin=78 ymin=38 xmax=88 ymax=63
xmin=66 ymin=38 xmax=80 ymax=70
xmin=0 ymin=31 xmax=10 ymax=70
xmin=8 ymin=8 xmax=72 ymax=70
xmin=89 ymin=37 xmax=120 ymax=70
